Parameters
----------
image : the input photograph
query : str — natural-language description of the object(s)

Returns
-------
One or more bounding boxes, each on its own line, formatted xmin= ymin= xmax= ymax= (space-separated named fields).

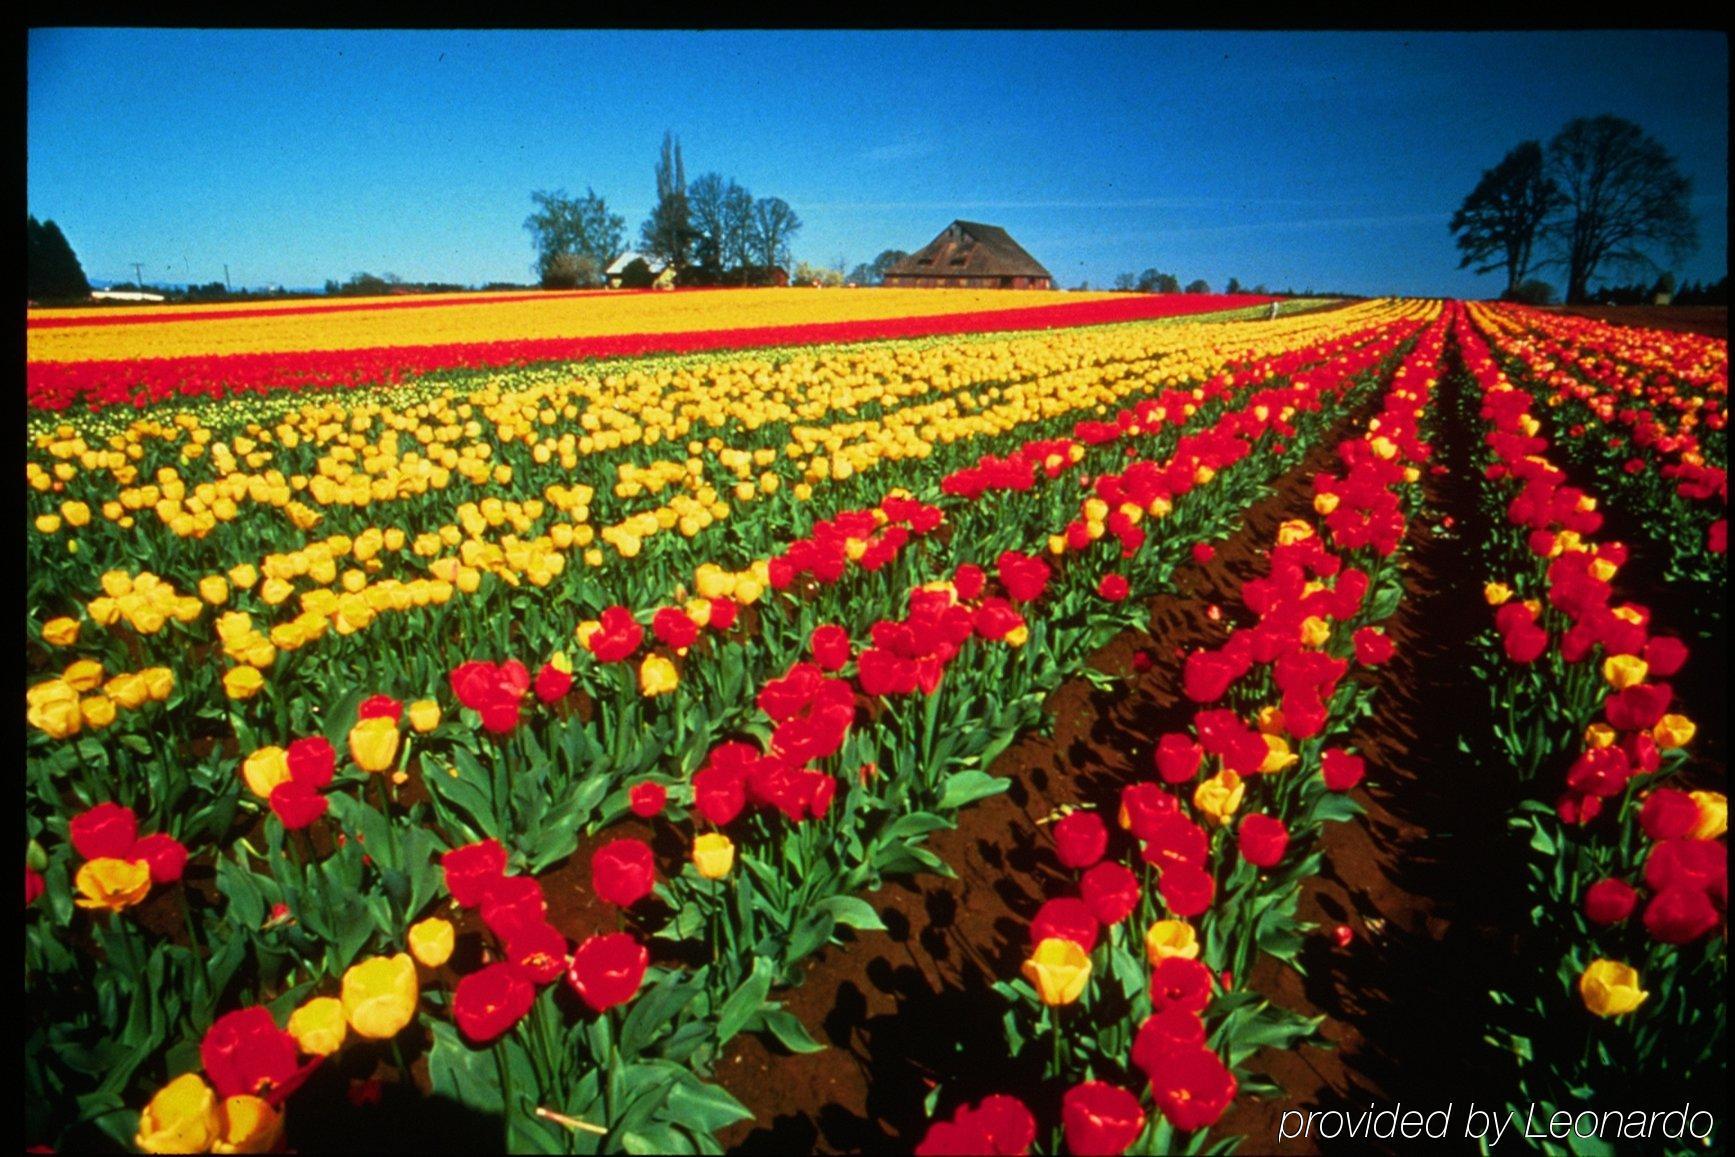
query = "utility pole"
xmin=224 ymin=264 xmax=232 ymax=293
xmin=131 ymin=262 xmax=144 ymax=290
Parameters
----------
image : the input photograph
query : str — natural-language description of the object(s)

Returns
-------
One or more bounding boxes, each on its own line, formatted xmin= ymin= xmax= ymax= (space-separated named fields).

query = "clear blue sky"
xmin=27 ymin=29 xmax=1728 ymax=296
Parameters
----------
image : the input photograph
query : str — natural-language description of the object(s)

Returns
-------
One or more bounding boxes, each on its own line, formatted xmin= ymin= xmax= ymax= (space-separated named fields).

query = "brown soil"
xmin=711 ymin=375 xmax=1535 ymax=1154
xmin=1553 ymin=304 xmax=1727 ymax=341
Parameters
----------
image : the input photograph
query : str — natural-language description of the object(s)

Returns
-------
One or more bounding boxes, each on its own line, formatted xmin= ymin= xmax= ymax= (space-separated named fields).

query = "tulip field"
xmin=23 ymin=287 xmax=1727 ymax=1154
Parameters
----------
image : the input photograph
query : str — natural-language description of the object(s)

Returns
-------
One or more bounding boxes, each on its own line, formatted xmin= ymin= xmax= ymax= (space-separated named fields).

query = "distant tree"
xmin=1252 ymin=283 xmax=1268 ymax=295
xmin=525 ymin=188 xmax=624 ymax=288
xmin=750 ymin=197 xmax=801 ymax=273
xmin=1113 ymin=272 xmax=1137 ymax=291
xmin=1449 ymin=141 xmax=1562 ymax=297
xmin=1185 ymin=279 xmax=1211 ymax=294
xmin=26 ymin=216 xmax=91 ymax=301
xmin=1651 ymin=272 xmax=1677 ymax=302
xmin=1075 ymin=280 xmax=1091 ymax=291
xmin=540 ymin=252 xmax=604 ymax=290
xmin=792 ymin=261 xmax=843 ymax=287
xmin=640 ymin=132 xmax=693 ymax=270
xmin=1225 ymin=276 xmax=1242 ymax=294
xmin=686 ymin=172 xmax=729 ymax=274
xmin=1675 ymin=275 xmax=1727 ymax=306
xmin=1505 ymin=279 xmax=1557 ymax=306
xmin=870 ymin=249 xmax=907 ymax=283
xmin=720 ymin=182 xmax=756 ymax=275
xmin=1137 ymin=269 xmax=1180 ymax=294
xmin=1543 ymin=116 xmax=1698 ymax=304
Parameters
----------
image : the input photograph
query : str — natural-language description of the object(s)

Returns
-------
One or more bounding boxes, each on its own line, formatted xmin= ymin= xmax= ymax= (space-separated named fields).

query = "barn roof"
xmin=884 ymin=221 xmax=1052 ymax=281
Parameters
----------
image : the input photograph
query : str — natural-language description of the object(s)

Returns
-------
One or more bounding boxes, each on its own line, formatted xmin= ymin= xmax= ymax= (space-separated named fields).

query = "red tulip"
xmin=1062 ymin=1081 xmax=1146 ymax=1157
xmin=1236 ymin=814 xmax=1289 ymax=868
xmin=453 ymin=962 xmax=536 ymax=1044
xmin=201 ymin=1006 xmax=300 ymax=1099
xmin=442 ymin=839 xmax=509 ymax=907
xmin=68 ymin=802 xmax=138 ymax=861
xmin=1154 ymin=733 xmax=1203 ymax=785
xmin=628 ymin=782 xmax=666 ymax=818
xmin=1079 ymin=862 xmax=1140 ymax=926
xmin=566 ymin=932 xmax=648 ymax=1012
xmin=1146 ymin=1045 xmax=1237 ymax=1132
xmin=1582 ymin=878 xmax=1638 ymax=925
xmin=286 ymin=736 xmax=336 ymax=789
xmin=1052 ymin=812 xmax=1108 ymax=870
xmin=533 ymin=663 xmax=573 ymax=703
xmin=1030 ymin=896 xmax=1100 ymax=953
xmin=590 ymin=839 xmax=656 ymax=908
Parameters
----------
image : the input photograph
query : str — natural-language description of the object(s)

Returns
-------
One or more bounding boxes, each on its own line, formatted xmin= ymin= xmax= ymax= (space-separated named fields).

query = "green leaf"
xmin=425 ymin=1019 xmax=502 ymax=1114
xmin=936 ymin=769 xmax=1009 ymax=810
xmin=754 ymin=1006 xmax=826 ymax=1055
xmin=664 ymin=1074 xmax=756 ymax=1134
xmin=817 ymin=894 xmax=886 ymax=933
xmin=715 ymin=957 xmax=773 ymax=1047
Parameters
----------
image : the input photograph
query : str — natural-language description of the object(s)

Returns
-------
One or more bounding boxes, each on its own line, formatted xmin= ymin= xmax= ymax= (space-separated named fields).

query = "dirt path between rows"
xmin=714 ymin=360 xmax=1534 ymax=1153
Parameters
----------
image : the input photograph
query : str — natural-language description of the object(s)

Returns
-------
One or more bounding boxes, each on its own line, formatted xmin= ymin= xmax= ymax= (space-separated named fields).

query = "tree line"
xmin=1109 ymin=271 xmax=1260 ymax=295
xmin=1450 ymin=114 xmax=1699 ymax=304
xmin=525 ymin=132 xmax=803 ymax=289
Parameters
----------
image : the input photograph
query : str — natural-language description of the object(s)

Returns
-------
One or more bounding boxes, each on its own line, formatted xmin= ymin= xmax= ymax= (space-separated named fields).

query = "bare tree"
xmin=750 ymin=197 xmax=801 ymax=272
xmin=686 ymin=172 xmax=728 ymax=273
xmin=721 ymin=181 xmax=756 ymax=274
xmin=1449 ymin=141 xmax=1562 ymax=296
xmin=1543 ymin=116 xmax=1697 ymax=304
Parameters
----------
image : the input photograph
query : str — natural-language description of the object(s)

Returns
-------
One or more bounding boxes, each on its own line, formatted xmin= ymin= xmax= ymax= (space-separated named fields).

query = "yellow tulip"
xmin=223 ymin=666 xmax=265 ymax=700
xmin=1299 ymin=617 xmax=1331 ymax=649
xmin=408 ymin=917 xmax=455 ymax=968
xmin=639 ymin=654 xmax=679 ymax=697
xmin=74 ymin=857 xmax=153 ymax=912
xmin=1258 ymin=734 xmax=1299 ymax=774
xmin=1601 ymin=654 xmax=1648 ymax=690
xmin=1652 ymin=714 xmax=1696 ymax=751
xmin=693 ymin=833 xmax=736 ymax=880
xmin=1022 ymin=937 xmax=1092 ymax=1006
xmin=1578 ymin=959 xmax=1648 ymax=1018
xmin=1483 ymin=582 xmax=1513 ymax=606
xmin=286 ymin=996 xmax=348 ymax=1057
xmin=41 ymin=616 xmax=80 ymax=646
xmin=106 ymin=671 xmax=152 ymax=710
xmin=211 ymin=1095 xmax=283 ymax=1154
xmin=1688 ymin=791 xmax=1727 ymax=841
xmin=135 ymin=1072 xmax=221 ymax=1154
xmin=199 ymin=576 xmax=230 ymax=605
xmin=79 ymin=694 xmax=117 ymax=730
xmin=1583 ymin=723 xmax=1617 ymax=749
xmin=348 ymin=716 xmax=401 ymax=773
xmin=407 ymin=699 xmax=441 ymax=733
xmin=143 ymin=666 xmax=176 ymax=700
xmin=340 ymin=953 xmax=419 ymax=1039
xmin=242 ymin=746 xmax=292 ymax=799
xmin=1144 ymin=920 xmax=1200 ymax=964
xmin=1193 ymin=769 xmax=1244 ymax=827
xmin=64 ymin=658 xmax=105 ymax=692
xmin=29 ymin=694 xmax=82 ymax=739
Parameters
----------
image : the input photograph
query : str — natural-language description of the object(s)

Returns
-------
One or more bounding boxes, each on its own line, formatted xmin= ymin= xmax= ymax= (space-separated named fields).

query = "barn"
xmin=881 ymin=221 xmax=1053 ymax=290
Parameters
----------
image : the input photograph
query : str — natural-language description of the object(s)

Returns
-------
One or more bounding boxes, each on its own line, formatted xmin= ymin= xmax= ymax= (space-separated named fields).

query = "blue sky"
xmin=27 ymin=29 xmax=1728 ymax=296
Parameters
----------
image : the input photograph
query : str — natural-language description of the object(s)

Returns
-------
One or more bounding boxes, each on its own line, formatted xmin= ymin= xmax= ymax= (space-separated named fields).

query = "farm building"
xmin=881 ymin=221 xmax=1053 ymax=290
xmin=604 ymin=251 xmax=662 ymax=289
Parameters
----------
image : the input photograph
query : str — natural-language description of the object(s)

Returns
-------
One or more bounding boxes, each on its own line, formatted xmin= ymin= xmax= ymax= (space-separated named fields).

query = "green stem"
xmin=495 ymin=1038 xmax=517 ymax=1150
